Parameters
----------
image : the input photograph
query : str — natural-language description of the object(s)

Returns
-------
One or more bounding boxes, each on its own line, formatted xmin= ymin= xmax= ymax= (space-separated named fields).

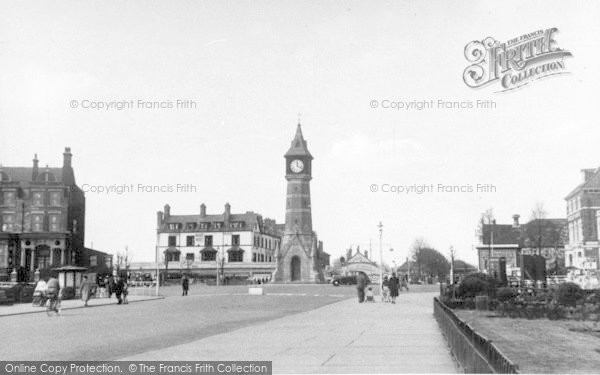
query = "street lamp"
xmin=378 ymin=222 xmax=383 ymax=297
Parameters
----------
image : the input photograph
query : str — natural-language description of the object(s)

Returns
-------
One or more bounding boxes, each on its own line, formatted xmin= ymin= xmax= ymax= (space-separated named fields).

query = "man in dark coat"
xmin=107 ymin=276 xmax=115 ymax=299
xmin=389 ymin=273 xmax=399 ymax=304
xmin=114 ymin=276 xmax=124 ymax=304
xmin=356 ymin=272 xmax=368 ymax=303
xmin=182 ymin=276 xmax=189 ymax=296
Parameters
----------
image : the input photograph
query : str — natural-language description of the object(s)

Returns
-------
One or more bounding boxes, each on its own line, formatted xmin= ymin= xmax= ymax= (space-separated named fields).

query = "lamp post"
xmin=378 ymin=221 xmax=383 ymax=297
xmin=155 ymin=231 xmax=160 ymax=297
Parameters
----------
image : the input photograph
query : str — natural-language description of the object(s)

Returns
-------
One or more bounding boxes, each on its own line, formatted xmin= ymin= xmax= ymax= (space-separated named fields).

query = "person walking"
xmin=182 ymin=276 xmax=189 ymax=296
xmin=79 ymin=275 xmax=92 ymax=307
xmin=107 ymin=276 xmax=115 ymax=299
xmin=356 ymin=272 xmax=368 ymax=303
xmin=400 ymin=274 xmax=409 ymax=291
xmin=114 ymin=276 xmax=124 ymax=305
xmin=389 ymin=273 xmax=399 ymax=304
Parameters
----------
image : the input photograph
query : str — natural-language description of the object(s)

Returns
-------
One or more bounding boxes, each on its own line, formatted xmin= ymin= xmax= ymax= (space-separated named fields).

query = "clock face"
xmin=290 ymin=159 xmax=304 ymax=173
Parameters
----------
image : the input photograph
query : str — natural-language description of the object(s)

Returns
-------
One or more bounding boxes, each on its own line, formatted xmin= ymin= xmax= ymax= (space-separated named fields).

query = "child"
xmin=365 ymin=287 xmax=375 ymax=302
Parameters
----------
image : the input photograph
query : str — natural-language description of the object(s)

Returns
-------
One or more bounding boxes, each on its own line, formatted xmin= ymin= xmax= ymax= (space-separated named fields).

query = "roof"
xmin=565 ymin=167 xmax=600 ymax=199
xmin=480 ymin=218 xmax=567 ymax=247
xmin=345 ymin=251 xmax=378 ymax=267
xmin=0 ymin=167 xmax=64 ymax=184
xmin=481 ymin=224 xmax=521 ymax=245
xmin=284 ymin=124 xmax=313 ymax=159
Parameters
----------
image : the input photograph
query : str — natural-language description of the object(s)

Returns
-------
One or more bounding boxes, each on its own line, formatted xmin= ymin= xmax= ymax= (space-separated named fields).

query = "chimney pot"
xmin=200 ymin=203 xmax=206 ymax=217
xmin=512 ymin=214 xmax=520 ymax=227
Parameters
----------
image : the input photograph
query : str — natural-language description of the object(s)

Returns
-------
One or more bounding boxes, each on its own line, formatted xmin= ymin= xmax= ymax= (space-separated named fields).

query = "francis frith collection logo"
xmin=463 ymin=27 xmax=572 ymax=92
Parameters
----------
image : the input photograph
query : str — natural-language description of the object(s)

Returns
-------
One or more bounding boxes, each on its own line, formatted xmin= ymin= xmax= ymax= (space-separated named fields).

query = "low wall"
xmin=433 ymin=297 xmax=519 ymax=374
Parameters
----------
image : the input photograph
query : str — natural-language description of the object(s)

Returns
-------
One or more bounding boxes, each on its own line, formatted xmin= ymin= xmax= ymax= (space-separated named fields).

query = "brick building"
xmin=565 ymin=167 xmax=600 ymax=270
xmin=0 ymin=148 xmax=111 ymax=281
xmin=477 ymin=214 xmax=567 ymax=277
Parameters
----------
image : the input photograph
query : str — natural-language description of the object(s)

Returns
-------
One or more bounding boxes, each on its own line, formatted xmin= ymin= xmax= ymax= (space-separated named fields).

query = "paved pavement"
xmin=0 ymin=294 xmax=162 ymax=317
xmin=123 ymin=291 xmax=459 ymax=374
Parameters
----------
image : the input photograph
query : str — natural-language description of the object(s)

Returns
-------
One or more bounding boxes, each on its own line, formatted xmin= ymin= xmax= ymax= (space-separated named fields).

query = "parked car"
xmin=332 ymin=274 xmax=371 ymax=286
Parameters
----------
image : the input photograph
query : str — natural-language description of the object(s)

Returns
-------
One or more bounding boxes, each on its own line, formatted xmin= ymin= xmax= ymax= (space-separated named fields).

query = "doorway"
xmin=291 ymin=256 xmax=301 ymax=281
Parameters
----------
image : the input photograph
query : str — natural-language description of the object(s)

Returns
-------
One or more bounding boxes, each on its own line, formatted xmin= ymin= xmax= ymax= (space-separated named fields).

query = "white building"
xmin=149 ymin=203 xmax=282 ymax=283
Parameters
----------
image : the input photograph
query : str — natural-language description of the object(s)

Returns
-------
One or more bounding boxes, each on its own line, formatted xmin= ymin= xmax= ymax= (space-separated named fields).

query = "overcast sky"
xmin=1 ymin=0 xmax=599 ymax=266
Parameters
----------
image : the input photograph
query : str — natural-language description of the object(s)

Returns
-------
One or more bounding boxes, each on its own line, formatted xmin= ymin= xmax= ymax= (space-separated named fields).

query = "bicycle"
xmin=46 ymin=293 xmax=61 ymax=316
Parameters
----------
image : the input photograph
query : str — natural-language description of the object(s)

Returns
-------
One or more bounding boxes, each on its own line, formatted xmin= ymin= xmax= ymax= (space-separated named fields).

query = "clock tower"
xmin=273 ymin=123 xmax=324 ymax=283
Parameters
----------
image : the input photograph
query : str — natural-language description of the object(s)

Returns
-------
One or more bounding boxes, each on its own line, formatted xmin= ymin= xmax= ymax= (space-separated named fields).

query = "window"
xmin=228 ymin=250 xmax=244 ymax=262
xmin=168 ymin=223 xmax=183 ymax=231
xmin=204 ymin=235 xmax=213 ymax=246
xmin=90 ymin=255 xmax=98 ymax=267
xmin=232 ymin=235 xmax=240 ymax=246
xmin=186 ymin=236 xmax=194 ymax=246
xmin=186 ymin=253 xmax=195 ymax=262
xmin=1 ymin=214 xmax=14 ymax=232
xmin=49 ymin=215 xmax=61 ymax=232
xmin=49 ymin=191 xmax=61 ymax=206
xmin=201 ymin=249 xmax=217 ymax=261
xmin=252 ymin=253 xmax=257 ymax=262
xmin=230 ymin=222 xmax=244 ymax=229
xmin=569 ymin=254 xmax=573 ymax=266
xmin=214 ymin=222 xmax=223 ymax=229
xmin=32 ymin=214 xmax=44 ymax=232
xmin=186 ymin=222 xmax=197 ymax=230
xmin=32 ymin=192 xmax=44 ymax=206
xmin=2 ymin=191 xmax=16 ymax=206
xmin=199 ymin=222 xmax=209 ymax=229
xmin=168 ymin=236 xmax=177 ymax=246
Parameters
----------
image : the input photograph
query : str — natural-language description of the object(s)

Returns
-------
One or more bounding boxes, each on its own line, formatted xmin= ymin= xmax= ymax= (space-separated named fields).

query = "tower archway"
xmin=290 ymin=256 xmax=301 ymax=281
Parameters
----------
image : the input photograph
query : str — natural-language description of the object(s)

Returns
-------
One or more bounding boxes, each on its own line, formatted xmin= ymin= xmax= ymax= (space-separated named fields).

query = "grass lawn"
xmin=454 ymin=309 xmax=600 ymax=374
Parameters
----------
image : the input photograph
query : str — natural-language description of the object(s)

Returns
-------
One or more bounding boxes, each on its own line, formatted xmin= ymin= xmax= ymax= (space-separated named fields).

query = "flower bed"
xmin=441 ymin=278 xmax=600 ymax=321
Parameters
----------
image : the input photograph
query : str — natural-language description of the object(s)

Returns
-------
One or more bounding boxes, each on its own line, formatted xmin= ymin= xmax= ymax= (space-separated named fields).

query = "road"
xmin=0 ymin=283 xmax=438 ymax=361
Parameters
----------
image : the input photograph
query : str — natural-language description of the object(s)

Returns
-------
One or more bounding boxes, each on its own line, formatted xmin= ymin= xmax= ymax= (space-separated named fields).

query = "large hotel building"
xmin=152 ymin=203 xmax=284 ymax=282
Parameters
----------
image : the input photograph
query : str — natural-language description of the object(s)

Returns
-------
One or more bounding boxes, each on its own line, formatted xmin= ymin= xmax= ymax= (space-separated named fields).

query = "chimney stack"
xmin=156 ymin=211 xmax=163 ymax=229
xmin=61 ymin=147 xmax=75 ymax=185
xmin=582 ymin=168 xmax=596 ymax=183
xmin=200 ymin=203 xmax=206 ymax=217
xmin=32 ymin=154 xmax=39 ymax=181
xmin=224 ymin=202 xmax=231 ymax=225
xmin=164 ymin=204 xmax=171 ymax=218
xmin=512 ymin=214 xmax=520 ymax=228
xmin=63 ymin=147 xmax=72 ymax=168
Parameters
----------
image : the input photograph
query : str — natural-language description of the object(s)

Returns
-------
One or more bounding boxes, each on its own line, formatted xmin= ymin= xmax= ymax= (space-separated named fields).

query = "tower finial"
xmin=297 ymin=112 xmax=302 ymax=125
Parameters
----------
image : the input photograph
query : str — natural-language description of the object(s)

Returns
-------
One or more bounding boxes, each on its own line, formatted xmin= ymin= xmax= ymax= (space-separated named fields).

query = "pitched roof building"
xmin=476 ymin=214 xmax=567 ymax=276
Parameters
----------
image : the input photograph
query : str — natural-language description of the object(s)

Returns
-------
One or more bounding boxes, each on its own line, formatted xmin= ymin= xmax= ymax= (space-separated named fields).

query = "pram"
xmin=32 ymin=290 xmax=47 ymax=307
xmin=382 ymin=286 xmax=390 ymax=302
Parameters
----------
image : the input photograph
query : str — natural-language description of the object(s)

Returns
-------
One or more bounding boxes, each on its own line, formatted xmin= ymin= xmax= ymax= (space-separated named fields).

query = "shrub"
xmin=496 ymin=287 xmax=517 ymax=302
xmin=557 ymin=282 xmax=583 ymax=307
xmin=457 ymin=273 xmax=497 ymax=298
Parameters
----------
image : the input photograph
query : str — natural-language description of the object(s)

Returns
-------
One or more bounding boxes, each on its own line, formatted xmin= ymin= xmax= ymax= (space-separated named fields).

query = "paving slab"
xmin=122 ymin=291 xmax=459 ymax=374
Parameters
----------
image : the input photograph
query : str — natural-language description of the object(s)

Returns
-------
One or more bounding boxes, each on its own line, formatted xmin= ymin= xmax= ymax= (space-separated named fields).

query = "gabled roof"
xmin=565 ymin=167 xmax=600 ymax=199
xmin=346 ymin=251 xmax=378 ymax=267
xmin=284 ymin=123 xmax=313 ymax=159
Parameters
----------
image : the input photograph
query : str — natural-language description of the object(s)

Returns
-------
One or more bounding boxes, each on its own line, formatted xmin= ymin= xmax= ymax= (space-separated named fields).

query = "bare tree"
xmin=528 ymin=202 xmax=548 ymax=255
xmin=410 ymin=237 xmax=429 ymax=281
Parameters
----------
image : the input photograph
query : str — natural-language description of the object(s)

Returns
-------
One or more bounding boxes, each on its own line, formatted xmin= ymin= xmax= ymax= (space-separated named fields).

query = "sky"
xmin=1 ymin=0 xmax=599 ymax=267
